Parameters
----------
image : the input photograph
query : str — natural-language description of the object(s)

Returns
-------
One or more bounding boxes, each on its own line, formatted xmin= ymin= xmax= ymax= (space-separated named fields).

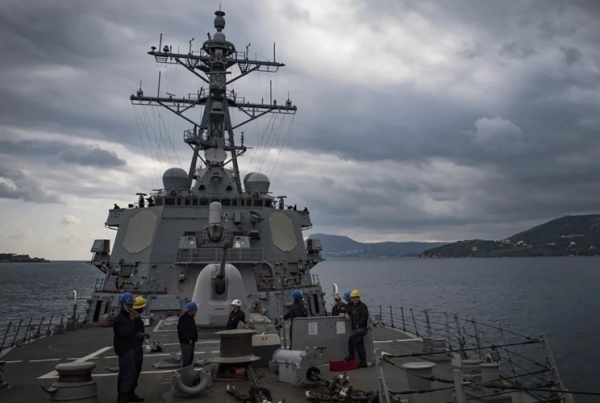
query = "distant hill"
xmin=419 ymin=214 xmax=600 ymax=258
xmin=309 ymin=234 xmax=447 ymax=258
xmin=0 ymin=253 xmax=49 ymax=263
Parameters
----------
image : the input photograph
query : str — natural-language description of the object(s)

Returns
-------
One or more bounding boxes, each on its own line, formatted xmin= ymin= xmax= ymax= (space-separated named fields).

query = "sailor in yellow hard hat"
xmin=131 ymin=296 xmax=150 ymax=402
xmin=344 ymin=289 xmax=369 ymax=368
xmin=113 ymin=293 xmax=137 ymax=402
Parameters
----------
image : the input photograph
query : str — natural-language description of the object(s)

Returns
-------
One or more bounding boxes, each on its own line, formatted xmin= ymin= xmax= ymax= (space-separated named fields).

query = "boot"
xmin=358 ymin=360 xmax=368 ymax=368
xmin=344 ymin=354 xmax=355 ymax=361
xmin=116 ymin=393 xmax=128 ymax=403
xmin=128 ymin=393 xmax=144 ymax=402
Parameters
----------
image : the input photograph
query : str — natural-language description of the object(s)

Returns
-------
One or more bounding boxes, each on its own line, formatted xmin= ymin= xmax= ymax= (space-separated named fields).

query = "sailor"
xmin=344 ymin=289 xmax=369 ymax=368
xmin=131 ymin=296 xmax=150 ymax=403
xmin=331 ymin=294 xmax=347 ymax=316
xmin=343 ymin=290 xmax=353 ymax=309
xmin=282 ymin=290 xmax=307 ymax=345
xmin=177 ymin=302 xmax=198 ymax=367
xmin=226 ymin=299 xmax=246 ymax=330
xmin=113 ymin=292 xmax=140 ymax=403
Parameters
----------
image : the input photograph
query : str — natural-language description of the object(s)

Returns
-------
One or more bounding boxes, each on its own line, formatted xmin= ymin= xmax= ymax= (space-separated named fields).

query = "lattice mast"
xmin=130 ymin=10 xmax=297 ymax=193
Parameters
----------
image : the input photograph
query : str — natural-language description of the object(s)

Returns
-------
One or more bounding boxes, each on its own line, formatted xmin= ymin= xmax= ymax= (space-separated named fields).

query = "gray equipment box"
xmin=290 ymin=316 xmax=375 ymax=364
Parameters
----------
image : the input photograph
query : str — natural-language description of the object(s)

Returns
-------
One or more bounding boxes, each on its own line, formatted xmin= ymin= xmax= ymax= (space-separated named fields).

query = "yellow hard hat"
xmin=133 ymin=296 xmax=147 ymax=310
xmin=350 ymin=289 xmax=360 ymax=298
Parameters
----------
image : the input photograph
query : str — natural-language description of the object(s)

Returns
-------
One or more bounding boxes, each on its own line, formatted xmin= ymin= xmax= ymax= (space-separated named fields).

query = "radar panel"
xmin=123 ymin=210 xmax=159 ymax=253
xmin=268 ymin=212 xmax=297 ymax=252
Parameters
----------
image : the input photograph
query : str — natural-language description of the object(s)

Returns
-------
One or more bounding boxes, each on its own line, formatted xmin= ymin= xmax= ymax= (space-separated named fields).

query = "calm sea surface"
xmin=0 ymin=257 xmax=598 ymax=400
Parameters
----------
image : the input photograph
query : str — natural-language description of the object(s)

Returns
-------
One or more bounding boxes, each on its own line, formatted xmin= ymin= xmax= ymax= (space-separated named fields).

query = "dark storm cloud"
xmin=538 ymin=20 xmax=578 ymax=39
xmin=498 ymin=42 xmax=536 ymax=60
xmin=559 ymin=46 xmax=582 ymax=65
xmin=2 ymin=0 xmax=600 ymax=242
xmin=59 ymin=147 xmax=125 ymax=168
xmin=570 ymin=0 xmax=600 ymax=16
xmin=0 ymin=0 xmax=215 ymax=150
xmin=0 ymin=165 xmax=62 ymax=203
xmin=0 ymin=139 xmax=126 ymax=168
xmin=456 ymin=44 xmax=483 ymax=60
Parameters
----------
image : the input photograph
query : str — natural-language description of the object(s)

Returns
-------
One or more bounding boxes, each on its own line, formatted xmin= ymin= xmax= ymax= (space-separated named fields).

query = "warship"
xmin=0 ymin=9 xmax=583 ymax=403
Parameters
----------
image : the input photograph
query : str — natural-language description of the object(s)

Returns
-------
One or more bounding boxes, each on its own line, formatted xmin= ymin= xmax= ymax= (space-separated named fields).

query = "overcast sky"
xmin=1 ymin=0 xmax=600 ymax=260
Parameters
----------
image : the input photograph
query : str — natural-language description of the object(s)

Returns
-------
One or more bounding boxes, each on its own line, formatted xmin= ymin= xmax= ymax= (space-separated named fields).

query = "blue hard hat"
xmin=292 ymin=290 xmax=303 ymax=299
xmin=120 ymin=292 xmax=134 ymax=305
xmin=185 ymin=301 xmax=198 ymax=312
xmin=343 ymin=291 xmax=351 ymax=301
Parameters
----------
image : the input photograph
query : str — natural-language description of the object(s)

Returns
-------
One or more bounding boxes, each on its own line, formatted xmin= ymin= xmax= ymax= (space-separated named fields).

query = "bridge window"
xmin=165 ymin=198 xmax=175 ymax=206
xmin=199 ymin=199 xmax=208 ymax=206
xmin=265 ymin=200 xmax=272 ymax=207
xmin=222 ymin=199 xmax=231 ymax=206
xmin=253 ymin=200 xmax=263 ymax=207
xmin=192 ymin=198 xmax=198 ymax=206
xmin=185 ymin=199 xmax=191 ymax=206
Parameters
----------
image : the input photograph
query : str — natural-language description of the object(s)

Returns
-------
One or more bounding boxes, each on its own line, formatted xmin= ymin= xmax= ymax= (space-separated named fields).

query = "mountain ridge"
xmin=308 ymin=234 xmax=447 ymax=258
xmin=419 ymin=214 xmax=600 ymax=258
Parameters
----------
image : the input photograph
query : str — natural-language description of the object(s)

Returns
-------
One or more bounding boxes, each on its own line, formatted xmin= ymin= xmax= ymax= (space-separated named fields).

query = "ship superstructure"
xmin=89 ymin=10 xmax=325 ymax=326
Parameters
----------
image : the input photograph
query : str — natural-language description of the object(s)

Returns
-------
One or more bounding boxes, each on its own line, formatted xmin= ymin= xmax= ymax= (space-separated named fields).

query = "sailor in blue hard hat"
xmin=282 ymin=290 xmax=307 ymax=346
xmin=343 ymin=290 xmax=354 ymax=310
xmin=113 ymin=292 xmax=144 ymax=402
xmin=177 ymin=301 xmax=198 ymax=367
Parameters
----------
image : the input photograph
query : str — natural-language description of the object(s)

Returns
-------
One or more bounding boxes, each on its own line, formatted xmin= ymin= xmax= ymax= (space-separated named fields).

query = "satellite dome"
xmin=162 ymin=167 xmax=191 ymax=191
xmin=243 ymin=172 xmax=270 ymax=194
xmin=213 ymin=32 xmax=226 ymax=42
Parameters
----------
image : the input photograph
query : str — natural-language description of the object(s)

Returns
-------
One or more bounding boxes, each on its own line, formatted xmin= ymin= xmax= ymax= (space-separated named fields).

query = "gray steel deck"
xmin=0 ymin=324 xmax=458 ymax=403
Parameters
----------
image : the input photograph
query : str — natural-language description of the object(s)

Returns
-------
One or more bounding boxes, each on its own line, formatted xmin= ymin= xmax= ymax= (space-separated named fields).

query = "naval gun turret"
xmin=192 ymin=202 xmax=246 ymax=327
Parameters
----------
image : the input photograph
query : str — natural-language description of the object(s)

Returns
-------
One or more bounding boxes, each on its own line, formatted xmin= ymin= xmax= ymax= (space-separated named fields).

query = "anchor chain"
xmin=226 ymin=365 xmax=278 ymax=403
xmin=304 ymin=373 xmax=378 ymax=402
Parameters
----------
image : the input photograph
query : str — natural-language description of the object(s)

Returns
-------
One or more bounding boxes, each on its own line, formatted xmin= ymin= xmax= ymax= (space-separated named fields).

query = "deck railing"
xmin=373 ymin=305 xmax=570 ymax=403
xmin=176 ymin=247 xmax=264 ymax=264
xmin=0 ymin=309 xmax=87 ymax=354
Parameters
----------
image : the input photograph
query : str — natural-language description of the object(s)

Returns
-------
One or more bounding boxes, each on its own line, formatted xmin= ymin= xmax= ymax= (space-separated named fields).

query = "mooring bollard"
xmin=402 ymin=361 xmax=436 ymax=403
xmin=40 ymin=362 xmax=97 ymax=402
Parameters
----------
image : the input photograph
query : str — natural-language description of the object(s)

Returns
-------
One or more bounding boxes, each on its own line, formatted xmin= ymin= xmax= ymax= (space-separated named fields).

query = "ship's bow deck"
xmin=0 ymin=324 xmax=458 ymax=403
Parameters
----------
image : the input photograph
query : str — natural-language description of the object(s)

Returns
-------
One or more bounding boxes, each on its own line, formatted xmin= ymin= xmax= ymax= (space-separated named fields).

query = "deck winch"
xmin=209 ymin=329 xmax=260 ymax=379
xmin=270 ymin=346 xmax=330 ymax=386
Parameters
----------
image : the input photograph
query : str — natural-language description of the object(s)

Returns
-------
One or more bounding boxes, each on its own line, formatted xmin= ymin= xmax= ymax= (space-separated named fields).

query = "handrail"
xmin=372 ymin=304 xmax=570 ymax=403
xmin=0 ymin=309 xmax=87 ymax=353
